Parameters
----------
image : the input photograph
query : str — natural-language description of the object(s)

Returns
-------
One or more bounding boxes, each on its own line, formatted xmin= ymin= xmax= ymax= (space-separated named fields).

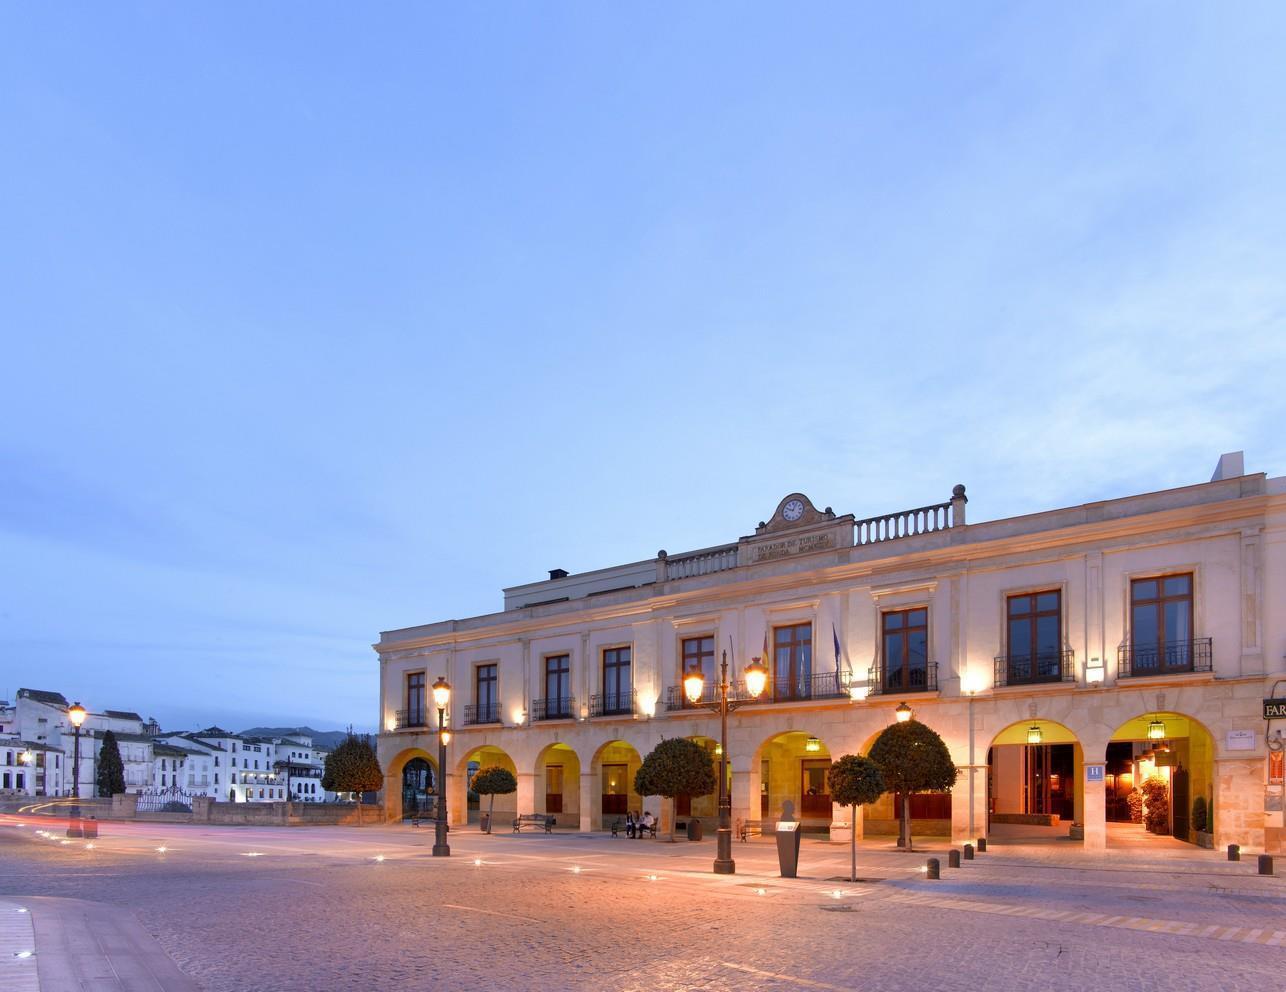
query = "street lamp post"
xmin=66 ymin=701 xmax=87 ymax=838
xmin=683 ymin=650 xmax=768 ymax=874
xmin=19 ymin=750 xmax=34 ymax=797
xmin=431 ymin=677 xmax=452 ymax=857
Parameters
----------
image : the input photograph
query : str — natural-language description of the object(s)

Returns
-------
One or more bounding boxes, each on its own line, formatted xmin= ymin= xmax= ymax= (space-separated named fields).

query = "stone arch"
xmin=455 ymin=744 xmax=517 ymax=826
xmin=589 ymin=739 xmax=644 ymax=831
xmin=751 ymin=730 xmax=834 ymax=832
xmin=1104 ymin=711 xmax=1216 ymax=848
xmin=986 ymin=718 xmax=1085 ymax=845
xmin=677 ymin=735 xmax=721 ymax=824
xmin=383 ymin=747 xmax=438 ymax=823
xmin=534 ymin=742 xmax=582 ymax=829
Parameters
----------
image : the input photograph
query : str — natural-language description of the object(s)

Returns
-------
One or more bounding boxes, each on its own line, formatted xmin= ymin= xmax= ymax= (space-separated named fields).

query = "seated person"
xmin=625 ymin=811 xmax=636 ymax=838
xmin=640 ymin=810 xmax=656 ymax=835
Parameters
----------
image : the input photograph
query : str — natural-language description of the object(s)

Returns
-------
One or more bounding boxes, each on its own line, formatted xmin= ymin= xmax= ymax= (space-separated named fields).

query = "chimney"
xmin=1210 ymin=451 xmax=1245 ymax=482
xmin=548 ymin=568 xmax=569 ymax=580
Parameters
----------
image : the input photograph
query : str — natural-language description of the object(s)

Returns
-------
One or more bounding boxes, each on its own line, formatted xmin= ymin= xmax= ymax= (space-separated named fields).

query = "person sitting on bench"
xmin=639 ymin=810 xmax=656 ymax=837
xmin=624 ymin=811 xmax=637 ymax=838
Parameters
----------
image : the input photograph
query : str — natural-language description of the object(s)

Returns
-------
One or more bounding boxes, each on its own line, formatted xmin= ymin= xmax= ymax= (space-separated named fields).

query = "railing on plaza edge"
xmin=663 ymin=671 xmax=851 ymax=711
xmin=1117 ymin=638 xmax=1212 ymax=678
xmin=993 ymin=649 xmax=1076 ymax=688
xmin=589 ymin=689 xmax=636 ymax=718
xmin=394 ymin=709 xmax=427 ymax=730
xmin=854 ymin=501 xmax=952 ymax=546
xmin=464 ymin=702 xmax=500 ymax=725
xmin=866 ymin=661 xmax=939 ymax=696
xmin=135 ymin=786 xmax=195 ymax=813
xmin=531 ymin=696 xmax=576 ymax=721
xmin=660 ymin=543 xmax=740 ymax=580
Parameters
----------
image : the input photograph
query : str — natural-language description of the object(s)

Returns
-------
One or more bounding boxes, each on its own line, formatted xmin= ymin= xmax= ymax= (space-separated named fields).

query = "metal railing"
xmin=993 ymin=649 xmax=1075 ymax=688
xmin=664 ymin=681 xmax=756 ymax=711
xmin=867 ymin=662 xmax=939 ymax=696
xmin=1117 ymin=638 xmax=1212 ymax=678
xmin=394 ymin=709 xmax=427 ymax=730
xmin=136 ymin=786 xmax=194 ymax=813
xmin=661 ymin=543 xmax=740 ymax=580
xmin=464 ymin=702 xmax=500 ymax=725
xmin=768 ymin=670 xmax=851 ymax=703
xmin=590 ymin=690 xmax=635 ymax=717
xmin=531 ymin=696 xmax=576 ymax=721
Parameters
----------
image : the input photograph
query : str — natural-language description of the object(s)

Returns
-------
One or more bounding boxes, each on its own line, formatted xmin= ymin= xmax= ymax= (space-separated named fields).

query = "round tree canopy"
xmin=868 ymin=720 xmax=958 ymax=795
xmin=471 ymin=765 xmax=518 ymax=796
xmin=828 ymin=754 xmax=885 ymax=808
xmin=634 ymin=737 xmax=717 ymax=799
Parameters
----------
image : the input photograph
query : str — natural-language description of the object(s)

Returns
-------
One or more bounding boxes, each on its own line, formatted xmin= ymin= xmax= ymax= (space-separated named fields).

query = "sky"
xmin=2 ymin=3 xmax=1284 ymax=733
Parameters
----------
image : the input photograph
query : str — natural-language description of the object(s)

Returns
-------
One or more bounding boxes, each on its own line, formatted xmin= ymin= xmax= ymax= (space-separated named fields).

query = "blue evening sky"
xmin=2 ymin=4 xmax=1284 ymax=732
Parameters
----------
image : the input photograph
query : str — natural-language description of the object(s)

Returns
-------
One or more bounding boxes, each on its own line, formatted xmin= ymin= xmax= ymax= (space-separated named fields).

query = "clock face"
xmin=782 ymin=498 xmax=805 ymax=522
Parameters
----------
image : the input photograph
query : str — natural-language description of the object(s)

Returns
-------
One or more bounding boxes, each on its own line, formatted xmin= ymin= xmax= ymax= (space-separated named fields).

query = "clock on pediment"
xmin=755 ymin=494 xmax=835 ymax=534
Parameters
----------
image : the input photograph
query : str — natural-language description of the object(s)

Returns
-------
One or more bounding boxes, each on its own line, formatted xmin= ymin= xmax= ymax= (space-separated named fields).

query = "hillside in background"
xmin=239 ymin=726 xmax=352 ymax=750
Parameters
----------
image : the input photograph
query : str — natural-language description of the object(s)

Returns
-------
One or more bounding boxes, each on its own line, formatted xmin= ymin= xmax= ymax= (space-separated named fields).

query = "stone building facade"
xmin=375 ymin=453 xmax=1286 ymax=853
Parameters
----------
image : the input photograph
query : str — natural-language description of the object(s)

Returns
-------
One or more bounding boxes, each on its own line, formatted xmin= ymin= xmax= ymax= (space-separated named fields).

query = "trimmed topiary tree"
xmin=323 ymin=734 xmax=384 ymax=821
xmin=828 ymin=754 xmax=886 ymax=882
xmin=96 ymin=730 xmax=126 ymax=797
xmin=869 ymin=720 xmax=958 ymax=852
xmin=1191 ymin=795 xmax=1207 ymax=833
xmin=471 ymin=766 xmax=517 ymax=833
xmin=634 ymin=737 xmax=717 ymax=842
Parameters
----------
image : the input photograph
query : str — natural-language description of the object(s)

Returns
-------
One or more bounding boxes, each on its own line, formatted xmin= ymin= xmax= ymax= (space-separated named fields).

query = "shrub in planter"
xmin=1191 ymin=796 xmax=1207 ymax=833
xmin=1126 ymin=788 xmax=1143 ymax=824
xmin=1141 ymin=775 xmax=1169 ymax=833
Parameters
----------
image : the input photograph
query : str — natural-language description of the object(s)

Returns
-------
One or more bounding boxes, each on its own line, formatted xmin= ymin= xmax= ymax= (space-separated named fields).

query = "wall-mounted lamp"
xmin=1085 ymin=658 xmax=1104 ymax=684
xmin=961 ymin=671 xmax=984 ymax=696
xmin=385 ymin=715 xmax=397 ymax=733
xmin=804 ymin=737 xmax=822 ymax=753
xmin=895 ymin=702 xmax=913 ymax=723
xmin=849 ymin=683 xmax=870 ymax=702
xmin=1027 ymin=724 xmax=1043 ymax=745
xmin=1147 ymin=718 xmax=1166 ymax=741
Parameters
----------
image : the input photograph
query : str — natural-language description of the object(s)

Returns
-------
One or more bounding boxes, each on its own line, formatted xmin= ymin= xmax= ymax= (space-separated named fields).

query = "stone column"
xmin=579 ymin=771 xmax=595 ymax=832
xmin=1215 ymin=756 xmax=1266 ymax=852
xmin=1083 ymin=764 xmax=1107 ymax=851
xmin=731 ymin=768 xmax=751 ymax=835
xmin=448 ymin=771 xmax=468 ymax=826
xmin=951 ymin=765 xmax=987 ymax=843
xmin=515 ymin=772 xmax=536 ymax=820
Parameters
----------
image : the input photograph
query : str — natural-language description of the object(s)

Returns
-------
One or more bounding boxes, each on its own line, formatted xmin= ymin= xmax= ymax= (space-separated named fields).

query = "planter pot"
xmin=687 ymin=818 xmax=703 ymax=841
xmin=1195 ymin=831 xmax=1214 ymax=849
xmin=1068 ymin=823 xmax=1084 ymax=841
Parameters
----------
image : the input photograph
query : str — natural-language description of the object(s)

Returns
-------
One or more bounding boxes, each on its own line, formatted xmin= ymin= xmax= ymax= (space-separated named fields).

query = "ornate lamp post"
xmin=66 ymin=702 xmax=87 ymax=838
xmin=431 ymin=676 xmax=452 ymax=857
xmin=683 ymin=650 xmax=768 ymax=874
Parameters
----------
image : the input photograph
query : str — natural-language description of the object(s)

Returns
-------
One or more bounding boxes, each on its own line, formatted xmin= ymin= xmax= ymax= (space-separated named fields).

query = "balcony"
xmin=1117 ymin=638 xmax=1212 ymax=678
xmin=531 ymin=696 xmax=576 ymax=721
xmin=993 ymin=650 xmax=1075 ymax=688
xmin=590 ymin=690 xmax=635 ymax=718
xmin=664 ymin=672 xmax=851 ymax=711
xmin=393 ymin=709 xmax=428 ymax=730
xmin=867 ymin=662 xmax=938 ymax=696
xmin=464 ymin=702 xmax=500 ymax=726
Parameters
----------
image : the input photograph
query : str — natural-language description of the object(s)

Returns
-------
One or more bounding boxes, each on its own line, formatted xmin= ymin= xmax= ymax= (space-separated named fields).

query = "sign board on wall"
xmin=1226 ymin=730 xmax=1256 ymax=751
xmin=1264 ymin=698 xmax=1286 ymax=719
xmin=1085 ymin=765 xmax=1104 ymax=782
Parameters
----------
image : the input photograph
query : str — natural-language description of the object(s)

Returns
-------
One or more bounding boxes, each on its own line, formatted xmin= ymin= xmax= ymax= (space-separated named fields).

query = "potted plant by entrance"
xmin=1141 ymin=775 xmax=1169 ymax=834
xmin=1192 ymin=796 xmax=1214 ymax=848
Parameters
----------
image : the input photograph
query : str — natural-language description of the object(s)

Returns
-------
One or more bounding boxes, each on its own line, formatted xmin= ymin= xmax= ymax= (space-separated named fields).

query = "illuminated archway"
xmin=986 ymin=719 xmax=1084 ymax=845
xmin=752 ymin=731 xmax=833 ymax=830
xmin=1105 ymin=712 xmax=1215 ymax=847
xmin=589 ymin=739 xmax=643 ymax=831
xmin=384 ymin=747 xmax=437 ymax=822
xmin=456 ymin=745 xmax=517 ymax=825
xmin=535 ymin=742 xmax=582 ymax=828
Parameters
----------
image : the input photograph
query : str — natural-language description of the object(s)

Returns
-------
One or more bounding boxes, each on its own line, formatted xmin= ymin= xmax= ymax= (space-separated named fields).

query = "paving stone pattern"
xmin=1 ymin=818 xmax=1282 ymax=992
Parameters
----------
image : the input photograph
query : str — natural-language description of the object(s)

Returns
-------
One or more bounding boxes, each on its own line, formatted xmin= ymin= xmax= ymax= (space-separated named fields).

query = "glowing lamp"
xmin=1147 ymin=719 xmax=1166 ymax=741
xmin=895 ymin=702 xmax=913 ymax=723
xmin=848 ymin=683 xmax=869 ymax=702
xmin=743 ymin=658 xmax=768 ymax=699
xmin=1027 ymin=725 xmax=1043 ymax=745
xmin=440 ymin=730 xmax=451 ymax=746
xmin=385 ymin=715 xmax=397 ymax=733
xmin=804 ymin=737 xmax=821 ymax=753
xmin=68 ymin=702 xmax=87 ymax=728
xmin=1084 ymin=658 xmax=1104 ymax=684
xmin=713 ymin=743 xmax=723 ymax=756
xmin=431 ymin=676 xmax=451 ymax=710
xmin=20 ymin=750 xmax=34 ymax=765
xmin=683 ymin=666 xmax=705 ymax=704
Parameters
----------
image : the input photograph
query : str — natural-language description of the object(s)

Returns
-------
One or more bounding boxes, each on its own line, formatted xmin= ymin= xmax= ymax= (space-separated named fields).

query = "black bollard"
xmin=977 ymin=838 xmax=988 ymax=853
xmin=1259 ymin=855 xmax=1274 ymax=876
xmin=1228 ymin=844 xmax=1240 ymax=862
xmin=963 ymin=843 xmax=974 ymax=860
xmin=948 ymin=849 xmax=961 ymax=868
xmin=926 ymin=858 xmax=940 ymax=880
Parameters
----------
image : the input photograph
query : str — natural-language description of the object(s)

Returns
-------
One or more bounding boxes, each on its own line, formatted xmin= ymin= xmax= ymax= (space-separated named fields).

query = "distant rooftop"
xmin=17 ymin=688 xmax=69 ymax=707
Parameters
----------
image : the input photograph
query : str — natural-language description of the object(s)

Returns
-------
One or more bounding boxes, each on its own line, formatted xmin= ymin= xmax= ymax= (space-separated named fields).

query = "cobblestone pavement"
xmin=2 ymin=815 xmax=1283 ymax=992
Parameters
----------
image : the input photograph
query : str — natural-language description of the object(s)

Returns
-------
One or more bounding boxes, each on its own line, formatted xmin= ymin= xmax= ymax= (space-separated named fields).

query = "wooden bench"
xmin=737 ymin=819 xmax=763 ymax=841
xmin=513 ymin=813 xmax=555 ymax=833
xmin=637 ymin=820 xmax=656 ymax=838
xmin=610 ymin=818 xmax=623 ymax=837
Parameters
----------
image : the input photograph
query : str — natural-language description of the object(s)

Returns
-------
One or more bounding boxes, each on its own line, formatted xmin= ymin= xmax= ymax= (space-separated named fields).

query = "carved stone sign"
xmin=752 ymin=533 xmax=834 ymax=562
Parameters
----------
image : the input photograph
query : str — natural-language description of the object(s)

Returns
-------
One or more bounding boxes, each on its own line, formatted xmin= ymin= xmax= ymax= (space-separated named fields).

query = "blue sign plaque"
xmin=1086 ymin=765 xmax=1104 ymax=783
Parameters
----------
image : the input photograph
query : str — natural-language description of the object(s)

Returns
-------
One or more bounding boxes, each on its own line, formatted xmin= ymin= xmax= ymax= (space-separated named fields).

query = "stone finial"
xmin=952 ymin=484 xmax=967 ymax=499
xmin=657 ymin=549 xmax=667 ymax=559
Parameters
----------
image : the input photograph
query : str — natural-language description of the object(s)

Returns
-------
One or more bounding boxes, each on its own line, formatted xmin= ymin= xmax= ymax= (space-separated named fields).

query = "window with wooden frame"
xmin=1130 ymin=574 xmax=1195 ymax=672
xmin=881 ymin=608 xmax=929 ymax=691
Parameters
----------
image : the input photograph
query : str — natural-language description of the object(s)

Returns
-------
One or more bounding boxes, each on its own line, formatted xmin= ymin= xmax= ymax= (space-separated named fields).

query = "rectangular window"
xmin=406 ymin=671 xmax=427 ymax=727
xmin=475 ymin=664 xmax=498 ymax=723
xmin=881 ymin=608 xmax=930 ymax=691
xmin=773 ymin=623 xmax=813 ymax=700
xmin=1130 ymin=574 xmax=1195 ymax=673
xmin=1005 ymin=591 xmax=1062 ymax=684
xmin=680 ymin=636 xmax=715 ymax=707
xmin=545 ymin=763 xmax=564 ymax=814
xmin=601 ymin=647 xmax=632 ymax=715
xmin=543 ymin=655 xmax=571 ymax=718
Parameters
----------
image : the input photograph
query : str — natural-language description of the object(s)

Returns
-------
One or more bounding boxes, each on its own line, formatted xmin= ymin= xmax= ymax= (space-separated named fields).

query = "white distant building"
xmin=271 ymin=734 xmax=333 ymax=802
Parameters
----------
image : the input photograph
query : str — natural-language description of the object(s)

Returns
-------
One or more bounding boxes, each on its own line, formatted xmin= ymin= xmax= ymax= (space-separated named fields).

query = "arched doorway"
xmin=754 ymin=732 xmax=833 ymax=832
xmin=590 ymin=740 xmax=643 ymax=830
xmin=385 ymin=748 xmax=438 ymax=822
xmin=536 ymin=743 xmax=581 ymax=828
xmin=457 ymin=745 xmax=517 ymax=826
xmin=1105 ymin=712 xmax=1215 ymax=848
xmin=677 ymin=736 xmax=720 ymax=827
xmin=857 ymin=725 xmax=954 ymax=843
xmin=986 ymin=719 xmax=1083 ymax=845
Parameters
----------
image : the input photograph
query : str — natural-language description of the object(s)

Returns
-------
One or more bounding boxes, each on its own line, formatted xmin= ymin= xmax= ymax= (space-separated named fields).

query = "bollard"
xmin=83 ymin=819 xmax=99 ymax=839
xmin=948 ymin=849 xmax=961 ymax=868
xmin=1228 ymin=844 xmax=1240 ymax=862
xmin=977 ymin=838 xmax=987 ymax=853
xmin=963 ymin=843 xmax=974 ymax=860
xmin=926 ymin=858 xmax=940 ymax=880
xmin=1259 ymin=855 xmax=1274 ymax=876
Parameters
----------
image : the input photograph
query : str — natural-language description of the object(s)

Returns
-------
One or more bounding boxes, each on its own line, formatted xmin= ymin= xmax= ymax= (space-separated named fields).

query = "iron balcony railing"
xmin=464 ymin=702 xmax=500 ymax=725
xmin=590 ymin=690 xmax=635 ymax=718
xmin=664 ymin=681 xmax=757 ymax=711
xmin=1117 ymin=638 xmax=1212 ymax=678
xmin=531 ymin=696 xmax=576 ymax=721
xmin=867 ymin=662 xmax=939 ymax=696
xmin=394 ymin=709 xmax=427 ymax=730
xmin=993 ymin=649 xmax=1076 ymax=688
xmin=768 ymin=670 xmax=852 ymax=703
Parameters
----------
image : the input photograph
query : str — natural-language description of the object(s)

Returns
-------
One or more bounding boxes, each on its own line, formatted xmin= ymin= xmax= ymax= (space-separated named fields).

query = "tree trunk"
xmin=488 ymin=792 xmax=495 ymax=833
xmin=850 ymin=803 xmax=857 ymax=882
xmin=901 ymin=792 xmax=912 ymax=852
